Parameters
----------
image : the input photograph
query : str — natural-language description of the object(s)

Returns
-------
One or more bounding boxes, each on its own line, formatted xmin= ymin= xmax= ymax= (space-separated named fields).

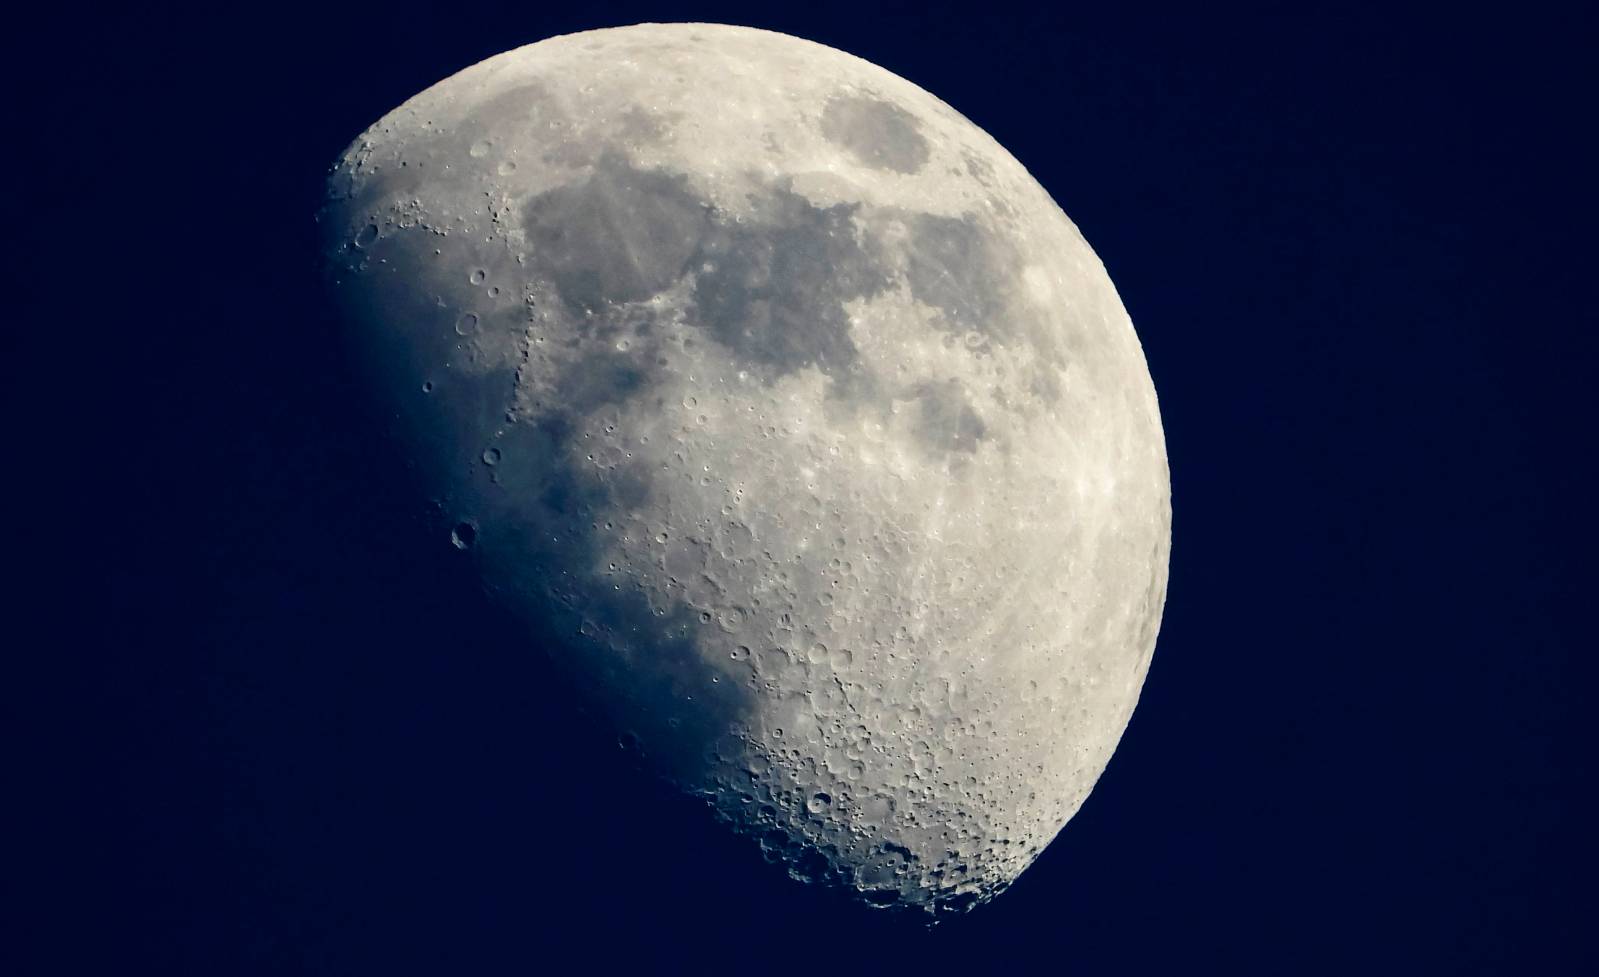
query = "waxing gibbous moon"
xmin=319 ymin=23 xmax=1170 ymax=916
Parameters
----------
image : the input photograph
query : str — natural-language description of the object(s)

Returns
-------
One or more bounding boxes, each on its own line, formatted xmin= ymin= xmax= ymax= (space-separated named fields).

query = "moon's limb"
xmin=320 ymin=23 xmax=1170 ymax=915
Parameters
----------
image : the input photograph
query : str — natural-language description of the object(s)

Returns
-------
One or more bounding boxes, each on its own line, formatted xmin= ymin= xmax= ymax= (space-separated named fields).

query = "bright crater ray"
xmin=320 ymin=22 xmax=1170 ymax=916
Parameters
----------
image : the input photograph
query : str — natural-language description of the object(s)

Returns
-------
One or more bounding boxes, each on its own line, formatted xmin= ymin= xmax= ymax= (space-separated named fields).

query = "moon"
xmin=320 ymin=23 xmax=1170 ymax=916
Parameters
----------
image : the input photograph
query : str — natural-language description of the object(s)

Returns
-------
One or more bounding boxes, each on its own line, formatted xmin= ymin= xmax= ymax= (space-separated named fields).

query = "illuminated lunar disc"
xmin=320 ymin=22 xmax=1170 ymax=916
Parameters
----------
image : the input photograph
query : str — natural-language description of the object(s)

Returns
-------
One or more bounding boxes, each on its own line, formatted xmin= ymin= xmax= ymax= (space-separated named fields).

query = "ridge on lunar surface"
xmin=319 ymin=22 xmax=1170 ymax=916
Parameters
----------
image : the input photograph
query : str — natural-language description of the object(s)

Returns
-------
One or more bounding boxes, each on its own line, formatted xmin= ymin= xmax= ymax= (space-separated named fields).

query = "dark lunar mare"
xmin=688 ymin=184 xmax=890 ymax=381
xmin=524 ymin=153 xmax=713 ymax=315
xmin=521 ymin=154 xmax=893 ymax=386
xmin=819 ymin=94 xmax=932 ymax=175
xmin=895 ymin=210 xmax=1015 ymax=344
xmin=908 ymin=379 xmax=987 ymax=455
xmin=519 ymin=153 xmax=1008 ymax=457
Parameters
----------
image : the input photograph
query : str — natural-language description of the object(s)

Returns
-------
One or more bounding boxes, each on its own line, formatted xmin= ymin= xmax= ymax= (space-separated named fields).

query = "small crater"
xmin=450 ymin=521 xmax=477 ymax=550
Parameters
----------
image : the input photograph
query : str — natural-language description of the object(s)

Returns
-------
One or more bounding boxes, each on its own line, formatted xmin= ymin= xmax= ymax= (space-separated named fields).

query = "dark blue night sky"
xmin=19 ymin=3 xmax=1592 ymax=973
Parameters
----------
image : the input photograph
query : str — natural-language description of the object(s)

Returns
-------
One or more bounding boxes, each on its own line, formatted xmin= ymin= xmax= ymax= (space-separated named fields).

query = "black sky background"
xmin=18 ymin=3 xmax=1594 ymax=974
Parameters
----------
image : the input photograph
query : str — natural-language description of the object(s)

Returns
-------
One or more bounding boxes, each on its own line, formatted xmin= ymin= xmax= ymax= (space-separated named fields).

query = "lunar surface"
xmin=319 ymin=23 xmax=1170 ymax=916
